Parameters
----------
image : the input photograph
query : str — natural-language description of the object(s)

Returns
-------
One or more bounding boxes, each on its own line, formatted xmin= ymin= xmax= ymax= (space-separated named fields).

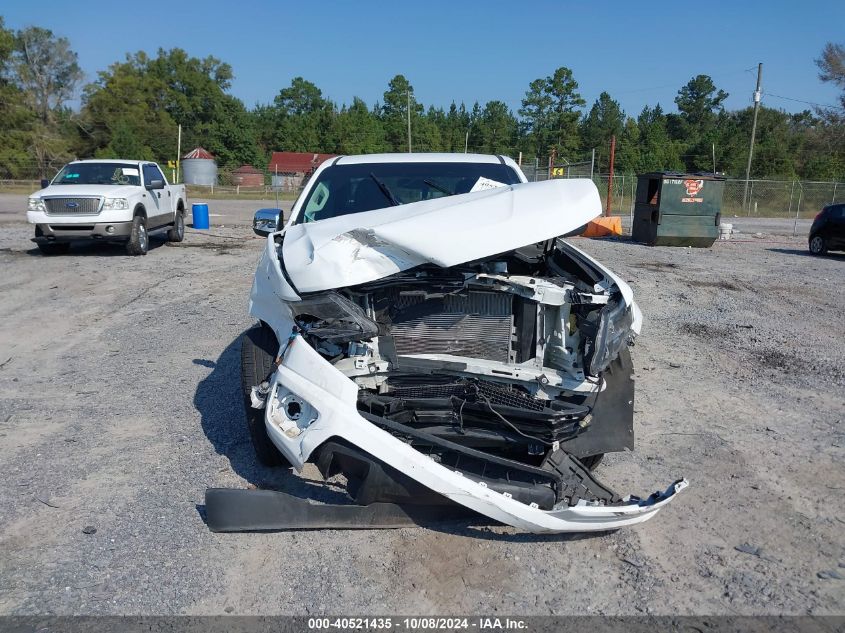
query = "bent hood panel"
xmin=282 ymin=178 xmax=602 ymax=293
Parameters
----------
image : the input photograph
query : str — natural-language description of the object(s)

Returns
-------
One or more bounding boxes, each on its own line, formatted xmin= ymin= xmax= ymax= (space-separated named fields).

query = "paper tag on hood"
xmin=470 ymin=177 xmax=507 ymax=192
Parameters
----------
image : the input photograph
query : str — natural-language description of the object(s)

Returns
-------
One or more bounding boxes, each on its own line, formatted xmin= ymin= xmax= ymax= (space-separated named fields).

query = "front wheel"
xmin=167 ymin=209 xmax=185 ymax=242
xmin=126 ymin=215 xmax=148 ymax=256
xmin=241 ymin=324 xmax=287 ymax=467
xmin=809 ymin=235 xmax=827 ymax=255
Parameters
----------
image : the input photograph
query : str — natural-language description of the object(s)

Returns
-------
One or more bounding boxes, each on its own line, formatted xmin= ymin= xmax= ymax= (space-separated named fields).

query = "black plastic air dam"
xmin=204 ymin=488 xmax=475 ymax=532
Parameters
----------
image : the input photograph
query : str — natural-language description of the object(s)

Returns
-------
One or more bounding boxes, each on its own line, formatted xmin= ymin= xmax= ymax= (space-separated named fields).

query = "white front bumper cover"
xmin=262 ymin=334 xmax=687 ymax=534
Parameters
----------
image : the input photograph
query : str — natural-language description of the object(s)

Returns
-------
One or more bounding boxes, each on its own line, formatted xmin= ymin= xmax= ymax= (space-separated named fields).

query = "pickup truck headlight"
xmin=291 ymin=292 xmax=378 ymax=344
xmin=103 ymin=198 xmax=129 ymax=210
xmin=589 ymin=300 xmax=634 ymax=376
xmin=28 ymin=198 xmax=46 ymax=212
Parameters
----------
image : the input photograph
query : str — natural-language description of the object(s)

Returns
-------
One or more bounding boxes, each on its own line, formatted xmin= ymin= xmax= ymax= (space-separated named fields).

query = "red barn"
xmin=231 ymin=165 xmax=264 ymax=187
xmin=268 ymin=152 xmax=336 ymax=191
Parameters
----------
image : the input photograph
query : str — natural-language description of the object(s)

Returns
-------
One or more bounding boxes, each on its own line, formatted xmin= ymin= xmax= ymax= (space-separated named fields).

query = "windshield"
xmin=297 ymin=162 xmax=522 ymax=223
xmin=52 ymin=163 xmax=141 ymax=186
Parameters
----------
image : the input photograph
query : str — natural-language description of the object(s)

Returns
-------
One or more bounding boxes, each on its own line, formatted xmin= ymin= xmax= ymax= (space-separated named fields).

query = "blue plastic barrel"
xmin=192 ymin=203 xmax=210 ymax=230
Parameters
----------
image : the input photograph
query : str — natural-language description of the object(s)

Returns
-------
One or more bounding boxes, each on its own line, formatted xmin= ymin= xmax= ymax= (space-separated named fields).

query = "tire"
xmin=579 ymin=454 xmax=604 ymax=471
xmin=241 ymin=324 xmax=287 ymax=467
xmin=126 ymin=214 xmax=148 ymax=256
xmin=34 ymin=228 xmax=71 ymax=255
xmin=167 ymin=209 xmax=185 ymax=242
xmin=809 ymin=234 xmax=827 ymax=255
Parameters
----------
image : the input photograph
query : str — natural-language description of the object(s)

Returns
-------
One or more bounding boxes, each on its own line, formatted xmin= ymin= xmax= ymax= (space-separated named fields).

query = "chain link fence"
xmin=527 ymin=165 xmax=841 ymax=219
xmin=2 ymin=155 xmax=841 ymax=218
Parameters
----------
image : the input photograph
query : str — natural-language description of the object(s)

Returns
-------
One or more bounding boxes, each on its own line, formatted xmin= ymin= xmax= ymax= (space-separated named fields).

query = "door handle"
xmin=157 ymin=192 xmax=161 ymax=199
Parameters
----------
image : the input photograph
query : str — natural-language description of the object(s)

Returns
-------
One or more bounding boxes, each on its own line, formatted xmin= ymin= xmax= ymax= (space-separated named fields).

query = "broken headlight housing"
xmin=291 ymin=291 xmax=378 ymax=344
xmin=589 ymin=300 xmax=634 ymax=376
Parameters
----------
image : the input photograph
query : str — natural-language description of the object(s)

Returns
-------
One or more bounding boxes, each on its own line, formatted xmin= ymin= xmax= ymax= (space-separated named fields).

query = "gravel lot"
xmin=0 ymin=204 xmax=842 ymax=616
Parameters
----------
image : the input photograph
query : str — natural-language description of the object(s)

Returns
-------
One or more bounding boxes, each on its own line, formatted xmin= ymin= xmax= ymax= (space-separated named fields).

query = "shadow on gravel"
xmin=767 ymin=247 xmax=845 ymax=259
xmin=194 ymin=333 xmax=348 ymax=503
xmin=194 ymin=334 xmax=610 ymax=541
xmin=24 ymin=235 xmax=168 ymax=257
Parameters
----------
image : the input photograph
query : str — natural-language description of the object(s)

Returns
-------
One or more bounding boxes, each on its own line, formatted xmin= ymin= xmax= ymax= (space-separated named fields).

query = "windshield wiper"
xmin=424 ymin=179 xmax=454 ymax=196
xmin=369 ymin=173 xmax=399 ymax=206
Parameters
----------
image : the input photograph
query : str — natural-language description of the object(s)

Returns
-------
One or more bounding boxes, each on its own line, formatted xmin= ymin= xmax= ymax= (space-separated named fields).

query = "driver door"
xmin=142 ymin=163 xmax=167 ymax=226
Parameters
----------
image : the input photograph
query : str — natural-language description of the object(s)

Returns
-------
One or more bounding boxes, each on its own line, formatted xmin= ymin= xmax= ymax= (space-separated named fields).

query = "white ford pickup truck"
xmin=27 ymin=159 xmax=187 ymax=256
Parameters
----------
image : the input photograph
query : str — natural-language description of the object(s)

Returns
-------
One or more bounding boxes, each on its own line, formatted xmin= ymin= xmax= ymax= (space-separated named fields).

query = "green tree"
xmin=580 ymin=91 xmax=624 ymax=170
xmin=811 ymin=42 xmax=845 ymax=178
xmin=330 ymin=97 xmax=388 ymax=154
xmin=615 ymin=117 xmax=641 ymax=173
xmin=381 ymin=74 xmax=415 ymax=151
xmin=81 ymin=52 xmax=177 ymax=161
xmin=519 ymin=78 xmax=553 ymax=157
xmin=477 ymin=100 xmax=517 ymax=154
xmin=81 ymin=48 xmax=262 ymax=166
xmin=546 ymin=67 xmax=585 ymax=158
xmin=13 ymin=26 xmax=82 ymax=124
xmin=670 ymin=74 xmax=728 ymax=170
xmin=635 ymin=105 xmax=683 ymax=172
xmin=262 ymin=76 xmax=335 ymax=153
xmin=441 ymin=102 xmax=471 ymax=152
xmin=11 ymin=26 xmax=83 ymax=173
xmin=0 ymin=18 xmax=35 ymax=177
xmin=95 ymin=119 xmax=153 ymax=160
xmin=519 ymin=67 xmax=585 ymax=159
xmin=816 ymin=42 xmax=845 ymax=110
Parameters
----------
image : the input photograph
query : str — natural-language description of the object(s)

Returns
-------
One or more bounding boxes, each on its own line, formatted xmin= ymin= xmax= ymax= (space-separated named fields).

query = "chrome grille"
xmin=44 ymin=197 xmax=102 ymax=215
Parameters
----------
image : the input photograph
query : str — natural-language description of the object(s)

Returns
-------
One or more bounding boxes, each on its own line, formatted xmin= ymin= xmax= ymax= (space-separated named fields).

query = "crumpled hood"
xmin=282 ymin=178 xmax=602 ymax=293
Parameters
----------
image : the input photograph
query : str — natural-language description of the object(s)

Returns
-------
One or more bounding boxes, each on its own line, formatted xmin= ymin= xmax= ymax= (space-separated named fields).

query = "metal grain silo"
xmin=182 ymin=147 xmax=217 ymax=185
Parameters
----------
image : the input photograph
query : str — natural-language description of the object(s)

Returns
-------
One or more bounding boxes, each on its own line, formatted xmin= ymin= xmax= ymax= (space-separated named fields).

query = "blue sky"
xmin=3 ymin=0 xmax=843 ymax=116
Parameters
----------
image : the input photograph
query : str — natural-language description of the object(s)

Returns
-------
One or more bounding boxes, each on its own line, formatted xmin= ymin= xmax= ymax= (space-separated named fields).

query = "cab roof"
xmin=68 ymin=159 xmax=148 ymax=165
xmin=334 ymin=153 xmax=509 ymax=165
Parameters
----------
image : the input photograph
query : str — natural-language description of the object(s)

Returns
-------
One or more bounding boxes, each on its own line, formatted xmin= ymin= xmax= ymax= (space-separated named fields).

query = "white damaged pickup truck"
xmin=27 ymin=159 xmax=186 ymax=256
xmin=205 ymin=153 xmax=687 ymax=534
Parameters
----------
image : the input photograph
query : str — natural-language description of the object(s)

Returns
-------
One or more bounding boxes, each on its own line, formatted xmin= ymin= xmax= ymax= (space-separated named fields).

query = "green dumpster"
xmin=631 ymin=172 xmax=726 ymax=247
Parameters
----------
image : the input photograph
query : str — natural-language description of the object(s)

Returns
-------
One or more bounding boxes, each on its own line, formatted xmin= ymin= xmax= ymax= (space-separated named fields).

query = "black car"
xmin=809 ymin=203 xmax=845 ymax=255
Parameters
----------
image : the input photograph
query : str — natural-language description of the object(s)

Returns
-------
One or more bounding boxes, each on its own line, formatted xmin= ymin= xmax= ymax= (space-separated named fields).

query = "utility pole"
xmin=407 ymin=89 xmax=412 ymax=153
xmin=742 ymin=63 xmax=763 ymax=212
xmin=176 ymin=124 xmax=182 ymax=183
xmin=605 ymin=135 xmax=616 ymax=217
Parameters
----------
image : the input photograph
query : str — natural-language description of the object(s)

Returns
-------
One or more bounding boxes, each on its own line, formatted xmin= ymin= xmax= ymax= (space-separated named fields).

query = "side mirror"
xmin=253 ymin=208 xmax=282 ymax=236
xmin=40 ymin=179 xmax=50 ymax=189
xmin=146 ymin=179 xmax=165 ymax=190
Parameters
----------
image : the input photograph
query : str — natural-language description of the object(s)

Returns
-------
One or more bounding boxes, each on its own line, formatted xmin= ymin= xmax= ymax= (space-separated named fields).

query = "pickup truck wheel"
xmin=167 ymin=210 xmax=185 ymax=242
xmin=126 ymin=215 xmax=148 ymax=256
xmin=241 ymin=324 xmax=288 ymax=467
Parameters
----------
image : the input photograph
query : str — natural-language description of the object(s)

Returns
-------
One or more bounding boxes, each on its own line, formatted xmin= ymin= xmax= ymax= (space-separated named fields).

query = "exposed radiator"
xmin=389 ymin=291 xmax=513 ymax=362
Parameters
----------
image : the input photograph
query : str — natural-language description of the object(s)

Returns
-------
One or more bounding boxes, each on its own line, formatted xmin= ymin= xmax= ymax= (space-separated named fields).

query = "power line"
xmin=765 ymin=92 xmax=839 ymax=110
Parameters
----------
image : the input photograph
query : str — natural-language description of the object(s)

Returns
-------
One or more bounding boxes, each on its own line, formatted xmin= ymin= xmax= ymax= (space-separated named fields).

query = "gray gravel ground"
xmin=0 ymin=210 xmax=843 ymax=616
